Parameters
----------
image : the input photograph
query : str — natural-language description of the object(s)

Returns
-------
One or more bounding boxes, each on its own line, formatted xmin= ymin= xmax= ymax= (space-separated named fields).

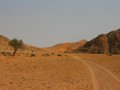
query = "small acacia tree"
xmin=9 ymin=39 xmax=24 ymax=56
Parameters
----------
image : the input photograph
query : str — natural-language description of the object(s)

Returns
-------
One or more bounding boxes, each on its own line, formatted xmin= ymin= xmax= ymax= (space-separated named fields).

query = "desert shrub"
xmin=108 ymin=53 xmax=112 ymax=56
xmin=42 ymin=53 xmax=50 ymax=57
xmin=19 ymin=52 xmax=22 ymax=54
xmin=25 ymin=53 xmax=29 ymax=57
xmin=51 ymin=52 xmax=55 ymax=55
xmin=1 ymin=51 xmax=11 ymax=56
xmin=57 ymin=54 xmax=62 ymax=57
xmin=65 ymin=55 xmax=68 ymax=57
xmin=16 ymin=53 xmax=20 ymax=56
xmin=1 ymin=51 xmax=7 ymax=56
xmin=30 ymin=53 xmax=36 ymax=57
xmin=106 ymin=52 xmax=112 ymax=56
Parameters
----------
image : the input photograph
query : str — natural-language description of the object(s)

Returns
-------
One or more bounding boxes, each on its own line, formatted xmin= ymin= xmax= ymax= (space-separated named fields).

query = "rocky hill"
xmin=47 ymin=40 xmax=87 ymax=53
xmin=0 ymin=35 xmax=42 ymax=52
xmin=74 ymin=29 xmax=120 ymax=54
xmin=0 ymin=35 xmax=12 ymax=51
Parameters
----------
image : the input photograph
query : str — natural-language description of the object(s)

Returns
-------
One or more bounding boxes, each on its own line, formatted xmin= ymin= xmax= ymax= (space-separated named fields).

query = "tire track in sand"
xmin=72 ymin=55 xmax=120 ymax=90
xmin=72 ymin=56 xmax=99 ymax=90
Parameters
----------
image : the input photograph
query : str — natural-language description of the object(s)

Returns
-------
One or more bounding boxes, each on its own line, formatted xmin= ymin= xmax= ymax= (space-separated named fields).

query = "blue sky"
xmin=0 ymin=0 xmax=120 ymax=47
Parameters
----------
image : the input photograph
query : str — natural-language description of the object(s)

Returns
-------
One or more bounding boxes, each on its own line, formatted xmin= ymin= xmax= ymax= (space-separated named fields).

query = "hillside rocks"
xmin=107 ymin=29 xmax=120 ymax=54
xmin=75 ymin=29 xmax=120 ymax=54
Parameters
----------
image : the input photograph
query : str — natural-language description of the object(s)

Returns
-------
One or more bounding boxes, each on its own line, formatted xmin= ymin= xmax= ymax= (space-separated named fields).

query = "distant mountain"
xmin=1 ymin=28 xmax=120 ymax=54
xmin=47 ymin=40 xmax=87 ymax=53
xmin=74 ymin=29 xmax=120 ymax=54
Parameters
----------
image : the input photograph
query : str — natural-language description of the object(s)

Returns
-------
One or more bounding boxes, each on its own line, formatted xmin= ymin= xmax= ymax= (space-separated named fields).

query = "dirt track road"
xmin=72 ymin=56 xmax=120 ymax=90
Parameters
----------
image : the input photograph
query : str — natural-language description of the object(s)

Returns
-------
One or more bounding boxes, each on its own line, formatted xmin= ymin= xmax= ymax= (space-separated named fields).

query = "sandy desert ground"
xmin=73 ymin=54 xmax=120 ymax=90
xmin=0 ymin=52 xmax=120 ymax=90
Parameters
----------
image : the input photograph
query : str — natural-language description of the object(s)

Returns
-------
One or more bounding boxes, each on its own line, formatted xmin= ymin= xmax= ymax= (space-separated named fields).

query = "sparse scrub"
xmin=51 ymin=52 xmax=55 ymax=55
xmin=57 ymin=54 xmax=62 ymax=57
xmin=30 ymin=53 xmax=36 ymax=57
xmin=1 ymin=51 xmax=11 ymax=56
xmin=65 ymin=55 xmax=68 ymax=57
xmin=25 ymin=53 xmax=30 ymax=57
xmin=16 ymin=53 xmax=20 ymax=56
xmin=42 ymin=53 xmax=50 ymax=57
xmin=1 ymin=51 xmax=7 ymax=56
